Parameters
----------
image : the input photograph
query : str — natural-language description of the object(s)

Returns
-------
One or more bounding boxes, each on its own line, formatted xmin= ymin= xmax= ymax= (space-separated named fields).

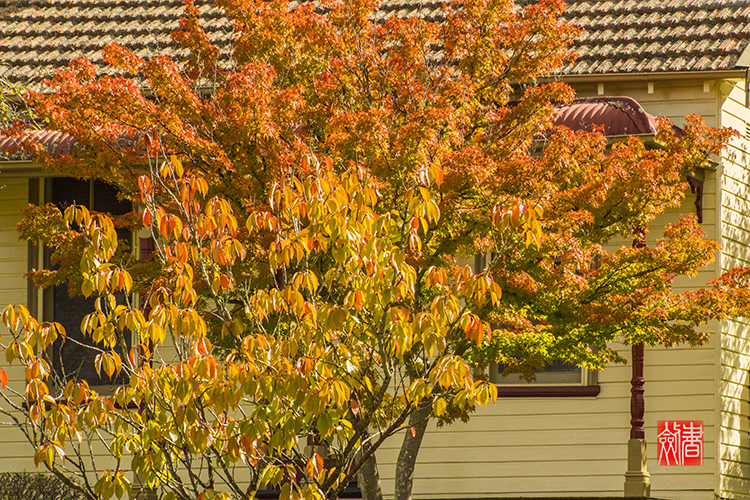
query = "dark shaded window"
xmin=46 ymin=178 xmax=132 ymax=386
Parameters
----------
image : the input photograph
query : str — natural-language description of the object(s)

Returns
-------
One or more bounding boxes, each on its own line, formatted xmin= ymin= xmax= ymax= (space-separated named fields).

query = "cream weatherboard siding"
xmin=573 ymin=80 xmax=719 ymax=129
xmin=718 ymin=79 xmax=750 ymax=500
xmin=0 ymin=177 xmax=38 ymax=472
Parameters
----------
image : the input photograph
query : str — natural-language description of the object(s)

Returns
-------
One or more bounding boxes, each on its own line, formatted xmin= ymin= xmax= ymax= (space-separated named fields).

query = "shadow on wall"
xmin=716 ymin=328 xmax=750 ymax=496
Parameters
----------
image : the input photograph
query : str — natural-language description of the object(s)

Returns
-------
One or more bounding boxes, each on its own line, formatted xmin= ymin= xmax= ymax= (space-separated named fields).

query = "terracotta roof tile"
xmin=1 ymin=0 xmax=750 ymax=87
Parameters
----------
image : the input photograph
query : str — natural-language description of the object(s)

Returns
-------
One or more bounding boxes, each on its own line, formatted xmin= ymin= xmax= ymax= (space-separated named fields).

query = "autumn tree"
xmin=1 ymin=1 xmax=749 ymax=500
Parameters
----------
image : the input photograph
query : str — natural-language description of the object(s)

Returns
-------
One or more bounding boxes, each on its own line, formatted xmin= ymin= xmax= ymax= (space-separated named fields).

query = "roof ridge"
xmin=7 ymin=0 xmax=190 ymax=6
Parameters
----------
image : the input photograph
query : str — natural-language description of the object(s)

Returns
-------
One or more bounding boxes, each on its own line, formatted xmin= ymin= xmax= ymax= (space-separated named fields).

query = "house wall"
xmin=573 ymin=80 xmax=719 ymax=128
xmin=0 ymin=177 xmax=40 ymax=472
xmin=718 ymin=78 xmax=750 ymax=500
xmin=372 ymin=82 xmax=723 ymax=500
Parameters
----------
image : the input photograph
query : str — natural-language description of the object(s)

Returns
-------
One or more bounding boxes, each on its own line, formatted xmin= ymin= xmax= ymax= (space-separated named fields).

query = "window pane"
xmin=92 ymin=181 xmax=130 ymax=215
xmin=51 ymin=177 xmax=89 ymax=210
xmin=491 ymin=359 xmax=582 ymax=385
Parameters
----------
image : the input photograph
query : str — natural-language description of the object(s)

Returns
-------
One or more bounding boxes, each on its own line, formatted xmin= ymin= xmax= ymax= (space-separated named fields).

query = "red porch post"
xmin=630 ymin=342 xmax=646 ymax=439
xmin=624 ymin=342 xmax=651 ymax=497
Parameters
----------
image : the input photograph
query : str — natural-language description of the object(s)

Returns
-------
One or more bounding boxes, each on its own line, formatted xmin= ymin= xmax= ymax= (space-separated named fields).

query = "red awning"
xmin=553 ymin=96 xmax=672 ymax=136
xmin=0 ymin=129 xmax=79 ymax=161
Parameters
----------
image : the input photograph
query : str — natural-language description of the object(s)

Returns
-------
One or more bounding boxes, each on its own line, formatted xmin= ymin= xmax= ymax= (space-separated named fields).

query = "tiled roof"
xmin=0 ymin=0 xmax=227 ymax=88
xmin=562 ymin=0 xmax=750 ymax=75
xmin=1 ymin=0 xmax=750 ymax=89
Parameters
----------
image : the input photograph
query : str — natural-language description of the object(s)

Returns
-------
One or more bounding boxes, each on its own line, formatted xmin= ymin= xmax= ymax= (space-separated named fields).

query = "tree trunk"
xmin=394 ymin=400 xmax=431 ymax=500
xmin=357 ymin=437 xmax=384 ymax=500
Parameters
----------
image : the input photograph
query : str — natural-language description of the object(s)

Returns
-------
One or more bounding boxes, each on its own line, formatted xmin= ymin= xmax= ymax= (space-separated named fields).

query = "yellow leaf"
xmin=433 ymin=397 xmax=447 ymax=416
xmin=171 ymin=155 xmax=184 ymax=178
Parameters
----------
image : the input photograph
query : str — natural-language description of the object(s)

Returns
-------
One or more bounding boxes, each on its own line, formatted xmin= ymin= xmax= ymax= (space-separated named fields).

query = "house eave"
xmin=0 ymin=161 xmax=49 ymax=178
xmin=552 ymin=69 xmax=746 ymax=84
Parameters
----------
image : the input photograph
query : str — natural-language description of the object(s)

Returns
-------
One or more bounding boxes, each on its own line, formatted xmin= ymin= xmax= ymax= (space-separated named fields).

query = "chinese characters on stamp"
xmin=657 ymin=420 xmax=703 ymax=466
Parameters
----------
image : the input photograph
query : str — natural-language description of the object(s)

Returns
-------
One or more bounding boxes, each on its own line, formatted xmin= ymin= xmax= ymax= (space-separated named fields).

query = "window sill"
xmin=496 ymin=385 xmax=600 ymax=398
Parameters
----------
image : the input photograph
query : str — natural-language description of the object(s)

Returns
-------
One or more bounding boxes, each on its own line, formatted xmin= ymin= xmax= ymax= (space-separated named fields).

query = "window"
xmin=42 ymin=177 xmax=132 ymax=386
xmin=492 ymin=359 xmax=584 ymax=385
xmin=473 ymin=254 xmax=600 ymax=397
xmin=490 ymin=360 xmax=599 ymax=397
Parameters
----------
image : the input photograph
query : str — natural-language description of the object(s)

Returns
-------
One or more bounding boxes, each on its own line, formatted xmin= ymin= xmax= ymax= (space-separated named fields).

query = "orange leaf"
xmin=194 ymin=337 xmax=211 ymax=357
xmin=306 ymin=452 xmax=324 ymax=480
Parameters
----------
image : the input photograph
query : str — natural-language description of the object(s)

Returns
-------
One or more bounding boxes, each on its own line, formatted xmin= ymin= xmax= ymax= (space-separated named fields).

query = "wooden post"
xmin=625 ymin=342 xmax=651 ymax=497
xmin=630 ymin=343 xmax=646 ymax=439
